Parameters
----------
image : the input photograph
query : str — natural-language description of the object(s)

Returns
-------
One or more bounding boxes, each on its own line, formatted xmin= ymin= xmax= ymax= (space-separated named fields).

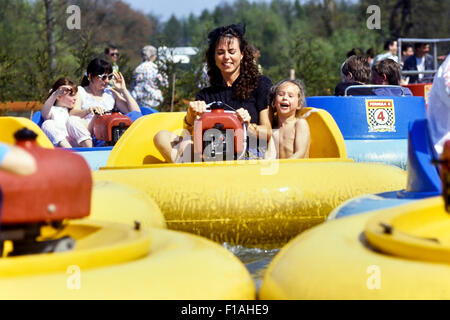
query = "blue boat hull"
xmin=330 ymin=118 xmax=442 ymax=219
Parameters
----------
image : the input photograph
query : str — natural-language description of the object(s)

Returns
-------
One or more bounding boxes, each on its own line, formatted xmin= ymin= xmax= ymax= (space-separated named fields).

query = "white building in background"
xmin=158 ymin=46 xmax=199 ymax=64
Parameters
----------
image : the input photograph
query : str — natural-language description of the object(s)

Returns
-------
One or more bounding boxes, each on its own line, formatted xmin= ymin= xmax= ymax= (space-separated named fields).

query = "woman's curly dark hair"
xmin=206 ymin=24 xmax=260 ymax=100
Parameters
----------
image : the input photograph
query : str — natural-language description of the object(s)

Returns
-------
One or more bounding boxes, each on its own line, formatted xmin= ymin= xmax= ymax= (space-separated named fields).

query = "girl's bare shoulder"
xmin=295 ymin=117 xmax=310 ymax=129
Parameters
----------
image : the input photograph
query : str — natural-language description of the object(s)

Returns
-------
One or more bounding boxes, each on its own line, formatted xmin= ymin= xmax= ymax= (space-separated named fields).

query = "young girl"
xmin=265 ymin=79 xmax=311 ymax=160
xmin=41 ymin=78 xmax=91 ymax=148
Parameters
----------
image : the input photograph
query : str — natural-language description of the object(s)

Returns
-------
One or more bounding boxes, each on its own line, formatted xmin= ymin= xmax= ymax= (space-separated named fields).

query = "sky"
xmin=124 ymin=0 xmax=271 ymax=22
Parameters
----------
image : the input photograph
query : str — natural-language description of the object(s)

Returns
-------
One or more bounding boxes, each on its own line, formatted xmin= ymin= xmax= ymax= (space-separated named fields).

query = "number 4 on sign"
xmin=377 ymin=111 xmax=385 ymax=122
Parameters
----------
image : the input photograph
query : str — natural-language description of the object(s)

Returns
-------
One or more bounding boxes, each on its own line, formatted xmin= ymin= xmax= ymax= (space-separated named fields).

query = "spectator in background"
xmin=130 ymin=45 xmax=168 ymax=110
xmin=403 ymin=42 xmax=434 ymax=84
xmin=249 ymin=44 xmax=263 ymax=74
xmin=371 ymin=59 xmax=412 ymax=96
xmin=346 ymin=48 xmax=364 ymax=58
xmin=104 ymin=44 xmax=120 ymax=73
xmin=401 ymin=43 xmax=414 ymax=65
xmin=366 ymin=48 xmax=375 ymax=67
xmin=335 ymin=55 xmax=374 ymax=96
xmin=375 ymin=39 xmax=399 ymax=63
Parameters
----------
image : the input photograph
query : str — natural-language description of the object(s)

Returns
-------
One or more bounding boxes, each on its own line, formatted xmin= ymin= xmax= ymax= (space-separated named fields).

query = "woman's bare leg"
xmin=153 ymin=130 xmax=195 ymax=163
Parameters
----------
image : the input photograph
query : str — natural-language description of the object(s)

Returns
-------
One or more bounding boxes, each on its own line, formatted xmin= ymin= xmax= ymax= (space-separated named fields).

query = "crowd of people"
xmin=333 ymin=37 xmax=446 ymax=98
xmin=7 ymin=24 xmax=446 ymax=167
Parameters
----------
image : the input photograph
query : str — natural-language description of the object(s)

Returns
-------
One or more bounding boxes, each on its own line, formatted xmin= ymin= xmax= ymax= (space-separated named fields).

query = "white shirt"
xmin=48 ymin=105 xmax=70 ymax=123
xmin=77 ymin=86 xmax=115 ymax=121
xmin=374 ymin=52 xmax=399 ymax=63
xmin=416 ymin=57 xmax=425 ymax=80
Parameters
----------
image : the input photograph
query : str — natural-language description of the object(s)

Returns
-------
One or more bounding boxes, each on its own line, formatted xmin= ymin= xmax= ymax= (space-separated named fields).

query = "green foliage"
xmin=0 ymin=51 xmax=18 ymax=102
xmin=290 ymin=35 xmax=338 ymax=96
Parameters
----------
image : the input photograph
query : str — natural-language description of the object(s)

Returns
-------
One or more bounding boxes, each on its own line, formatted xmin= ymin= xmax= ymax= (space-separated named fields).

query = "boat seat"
xmin=31 ymin=111 xmax=45 ymax=127
xmin=106 ymin=108 xmax=347 ymax=167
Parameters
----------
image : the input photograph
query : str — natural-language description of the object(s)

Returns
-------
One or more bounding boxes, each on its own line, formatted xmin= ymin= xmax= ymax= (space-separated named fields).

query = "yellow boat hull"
xmin=89 ymin=180 xmax=166 ymax=229
xmin=94 ymin=160 xmax=406 ymax=247
xmin=260 ymin=196 xmax=450 ymax=299
xmin=0 ymin=220 xmax=254 ymax=299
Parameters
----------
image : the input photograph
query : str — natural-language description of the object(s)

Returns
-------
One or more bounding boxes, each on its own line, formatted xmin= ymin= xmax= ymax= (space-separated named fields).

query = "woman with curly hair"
xmin=154 ymin=24 xmax=273 ymax=163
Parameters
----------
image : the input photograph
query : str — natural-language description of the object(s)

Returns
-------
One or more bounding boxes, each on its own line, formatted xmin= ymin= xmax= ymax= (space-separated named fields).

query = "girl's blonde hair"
xmin=268 ymin=79 xmax=306 ymax=127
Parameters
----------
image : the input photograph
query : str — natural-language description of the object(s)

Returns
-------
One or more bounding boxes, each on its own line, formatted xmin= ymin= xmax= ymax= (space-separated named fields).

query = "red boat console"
xmin=93 ymin=112 xmax=132 ymax=145
xmin=193 ymin=104 xmax=245 ymax=161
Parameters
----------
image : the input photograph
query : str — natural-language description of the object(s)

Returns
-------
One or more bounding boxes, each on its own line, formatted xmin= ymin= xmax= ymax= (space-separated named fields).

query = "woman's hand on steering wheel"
xmin=187 ymin=101 xmax=208 ymax=123
xmin=235 ymin=108 xmax=251 ymax=124
xmin=89 ymin=106 xmax=104 ymax=116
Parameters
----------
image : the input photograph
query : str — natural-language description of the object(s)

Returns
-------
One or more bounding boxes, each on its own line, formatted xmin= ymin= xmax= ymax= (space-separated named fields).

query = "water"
xmin=222 ymin=242 xmax=280 ymax=294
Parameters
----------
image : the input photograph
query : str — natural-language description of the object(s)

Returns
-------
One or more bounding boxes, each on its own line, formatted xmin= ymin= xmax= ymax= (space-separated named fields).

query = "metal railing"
xmin=398 ymin=38 xmax=450 ymax=78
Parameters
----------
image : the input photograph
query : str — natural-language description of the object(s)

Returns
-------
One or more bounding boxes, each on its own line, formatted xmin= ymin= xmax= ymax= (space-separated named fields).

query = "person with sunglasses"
xmin=69 ymin=58 xmax=140 ymax=147
xmin=105 ymin=44 xmax=120 ymax=73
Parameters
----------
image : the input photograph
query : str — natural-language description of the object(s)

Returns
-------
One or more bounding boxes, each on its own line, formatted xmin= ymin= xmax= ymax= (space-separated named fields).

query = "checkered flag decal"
xmin=368 ymin=108 xmax=394 ymax=127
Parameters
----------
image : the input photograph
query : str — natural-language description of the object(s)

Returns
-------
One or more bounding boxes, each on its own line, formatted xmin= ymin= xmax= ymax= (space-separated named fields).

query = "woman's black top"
xmin=195 ymin=75 xmax=272 ymax=124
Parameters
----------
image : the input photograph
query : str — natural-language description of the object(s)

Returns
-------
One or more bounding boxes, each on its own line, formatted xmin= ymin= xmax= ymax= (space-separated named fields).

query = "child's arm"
xmin=42 ymin=85 xmax=75 ymax=119
xmin=41 ymin=92 xmax=58 ymax=120
xmin=289 ymin=119 xmax=310 ymax=159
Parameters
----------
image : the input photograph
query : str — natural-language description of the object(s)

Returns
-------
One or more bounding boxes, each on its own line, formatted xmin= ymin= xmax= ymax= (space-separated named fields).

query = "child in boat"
xmin=41 ymin=78 xmax=91 ymax=148
xmin=264 ymin=79 xmax=311 ymax=160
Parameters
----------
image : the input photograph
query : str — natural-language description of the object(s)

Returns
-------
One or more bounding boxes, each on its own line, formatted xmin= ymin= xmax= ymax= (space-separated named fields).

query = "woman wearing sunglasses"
xmin=70 ymin=58 xmax=140 ymax=147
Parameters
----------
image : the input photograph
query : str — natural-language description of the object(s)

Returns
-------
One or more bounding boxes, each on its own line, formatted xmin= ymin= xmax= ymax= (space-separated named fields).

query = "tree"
xmin=44 ymin=0 xmax=56 ymax=77
xmin=389 ymin=0 xmax=413 ymax=38
xmin=162 ymin=15 xmax=184 ymax=46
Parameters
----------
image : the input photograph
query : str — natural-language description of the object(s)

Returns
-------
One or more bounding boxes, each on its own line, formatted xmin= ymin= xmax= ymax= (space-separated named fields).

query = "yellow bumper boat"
xmin=0 ymin=129 xmax=254 ymax=299
xmin=94 ymin=108 xmax=407 ymax=247
xmin=260 ymin=196 xmax=450 ymax=299
xmin=0 ymin=220 xmax=254 ymax=299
